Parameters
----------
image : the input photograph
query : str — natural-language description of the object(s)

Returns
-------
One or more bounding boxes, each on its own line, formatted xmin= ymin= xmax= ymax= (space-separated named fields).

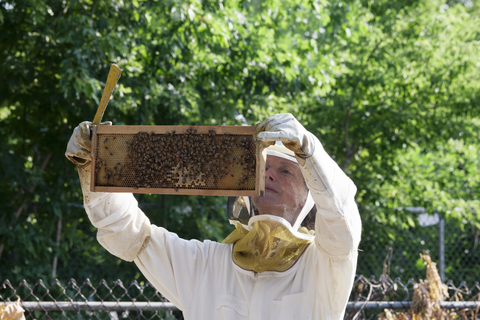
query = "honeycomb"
xmin=91 ymin=125 xmax=263 ymax=196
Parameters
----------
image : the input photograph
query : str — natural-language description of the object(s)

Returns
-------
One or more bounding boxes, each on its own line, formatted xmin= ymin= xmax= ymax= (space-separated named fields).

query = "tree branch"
xmin=353 ymin=132 xmax=385 ymax=155
xmin=341 ymin=133 xmax=385 ymax=170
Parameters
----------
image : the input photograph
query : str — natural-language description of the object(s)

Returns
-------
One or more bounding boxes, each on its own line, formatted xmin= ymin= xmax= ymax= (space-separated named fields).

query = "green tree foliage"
xmin=0 ymin=0 xmax=479 ymax=285
xmin=298 ymin=0 xmax=480 ymax=279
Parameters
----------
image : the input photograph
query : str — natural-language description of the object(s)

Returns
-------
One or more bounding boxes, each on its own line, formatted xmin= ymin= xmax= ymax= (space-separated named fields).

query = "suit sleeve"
xmin=83 ymin=193 xmax=223 ymax=311
xmin=297 ymin=136 xmax=362 ymax=261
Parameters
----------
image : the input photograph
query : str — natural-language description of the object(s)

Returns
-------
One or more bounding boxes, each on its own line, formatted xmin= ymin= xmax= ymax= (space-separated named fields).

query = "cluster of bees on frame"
xmin=94 ymin=135 xmax=127 ymax=186
xmin=96 ymin=128 xmax=257 ymax=191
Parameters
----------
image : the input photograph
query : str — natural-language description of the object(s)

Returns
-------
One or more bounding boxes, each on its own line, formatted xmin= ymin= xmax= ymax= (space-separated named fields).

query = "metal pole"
xmin=4 ymin=301 xmax=480 ymax=312
xmin=439 ymin=217 xmax=445 ymax=282
xmin=346 ymin=301 xmax=480 ymax=310
xmin=4 ymin=301 xmax=178 ymax=312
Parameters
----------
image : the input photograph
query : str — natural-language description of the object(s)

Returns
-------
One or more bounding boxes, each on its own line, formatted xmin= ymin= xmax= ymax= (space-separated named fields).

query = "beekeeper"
xmin=66 ymin=113 xmax=362 ymax=320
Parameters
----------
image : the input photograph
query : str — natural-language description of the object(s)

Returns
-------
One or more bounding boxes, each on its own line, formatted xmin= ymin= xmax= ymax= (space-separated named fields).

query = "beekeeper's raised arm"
xmin=254 ymin=113 xmax=362 ymax=260
xmin=65 ymin=121 xmax=150 ymax=261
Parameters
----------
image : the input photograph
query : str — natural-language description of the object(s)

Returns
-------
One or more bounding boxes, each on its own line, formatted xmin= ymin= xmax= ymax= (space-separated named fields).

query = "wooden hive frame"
xmin=91 ymin=125 xmax=266 ymax=196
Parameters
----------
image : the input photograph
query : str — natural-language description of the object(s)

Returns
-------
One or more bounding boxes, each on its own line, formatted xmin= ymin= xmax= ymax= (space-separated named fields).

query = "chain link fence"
xmin=2 ymin=276 xmax=480 ymax=320
xmin=43 ymin=205 xmax=480 ymax=287
xmin=0 ymin=279 xmax=179 ymax=320
xmin=4 ymin=206 xmax=479 ymax=319
xmin=357 ymin=210 xmax=480 ymax=284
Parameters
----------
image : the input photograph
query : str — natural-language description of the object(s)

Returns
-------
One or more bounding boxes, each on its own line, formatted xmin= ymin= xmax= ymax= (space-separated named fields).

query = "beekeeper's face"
xmin=252 ymin=155 xmax=308 ymax=226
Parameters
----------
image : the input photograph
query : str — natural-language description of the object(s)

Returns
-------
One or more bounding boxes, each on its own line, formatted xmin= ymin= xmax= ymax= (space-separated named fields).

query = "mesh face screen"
xmin=92 ymin=126 xmax=262 ymax=195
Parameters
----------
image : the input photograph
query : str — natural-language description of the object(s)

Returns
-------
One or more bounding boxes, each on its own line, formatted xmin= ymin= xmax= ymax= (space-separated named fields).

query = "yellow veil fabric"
xmin=223 ymin=216 xmax=315 ymax=273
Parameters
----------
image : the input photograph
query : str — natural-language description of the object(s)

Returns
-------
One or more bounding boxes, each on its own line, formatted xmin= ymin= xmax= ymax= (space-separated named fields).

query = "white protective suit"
xmin=69 ymin=114 xmax=362 ymax=320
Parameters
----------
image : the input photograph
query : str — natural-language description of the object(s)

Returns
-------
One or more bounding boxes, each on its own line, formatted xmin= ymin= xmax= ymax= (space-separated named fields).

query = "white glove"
xmin=65 ymin=121 xmax=112 ymax=167
xmin=255 ymin=113 xmax=316 ymax=158
xmin=65 ymin=121 xmax=111 ymax=205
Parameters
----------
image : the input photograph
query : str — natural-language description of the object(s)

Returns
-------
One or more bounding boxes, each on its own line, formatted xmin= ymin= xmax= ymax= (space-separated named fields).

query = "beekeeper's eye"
xmin=278 ymin=165 xmax=294 ymax=176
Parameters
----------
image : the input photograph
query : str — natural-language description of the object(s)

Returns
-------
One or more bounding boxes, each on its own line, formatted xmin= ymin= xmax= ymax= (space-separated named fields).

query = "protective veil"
xmin=223 ymin=143 xmax=316 ymax=273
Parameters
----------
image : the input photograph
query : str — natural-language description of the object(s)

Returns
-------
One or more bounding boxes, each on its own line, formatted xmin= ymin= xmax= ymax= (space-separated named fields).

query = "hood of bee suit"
xmin=223 ymin=142 xmax=316 ymax=273
xmin=227 ymin=142 xmax=315 ymax=233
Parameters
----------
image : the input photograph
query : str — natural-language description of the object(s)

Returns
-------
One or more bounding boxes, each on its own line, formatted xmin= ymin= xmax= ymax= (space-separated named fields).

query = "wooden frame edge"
xmin=90 ymin=125 xmax=98 ymax=192
xmin=91 ymin=187 xmax=259 ymax=197
xmin=256 ymin=146 xmax=266 ymax=197
xmin=95 ymin=125 xmax=256 ymax=135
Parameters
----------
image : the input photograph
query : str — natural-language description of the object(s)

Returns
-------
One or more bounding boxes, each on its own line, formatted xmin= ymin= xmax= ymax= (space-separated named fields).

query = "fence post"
xmin=439 ymin=217 xmax=445 ymax=282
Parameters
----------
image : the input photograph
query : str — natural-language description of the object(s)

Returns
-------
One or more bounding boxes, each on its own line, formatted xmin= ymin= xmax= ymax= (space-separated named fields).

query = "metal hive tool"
xmin=91 ymin=125 xmax=266 ymax=196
